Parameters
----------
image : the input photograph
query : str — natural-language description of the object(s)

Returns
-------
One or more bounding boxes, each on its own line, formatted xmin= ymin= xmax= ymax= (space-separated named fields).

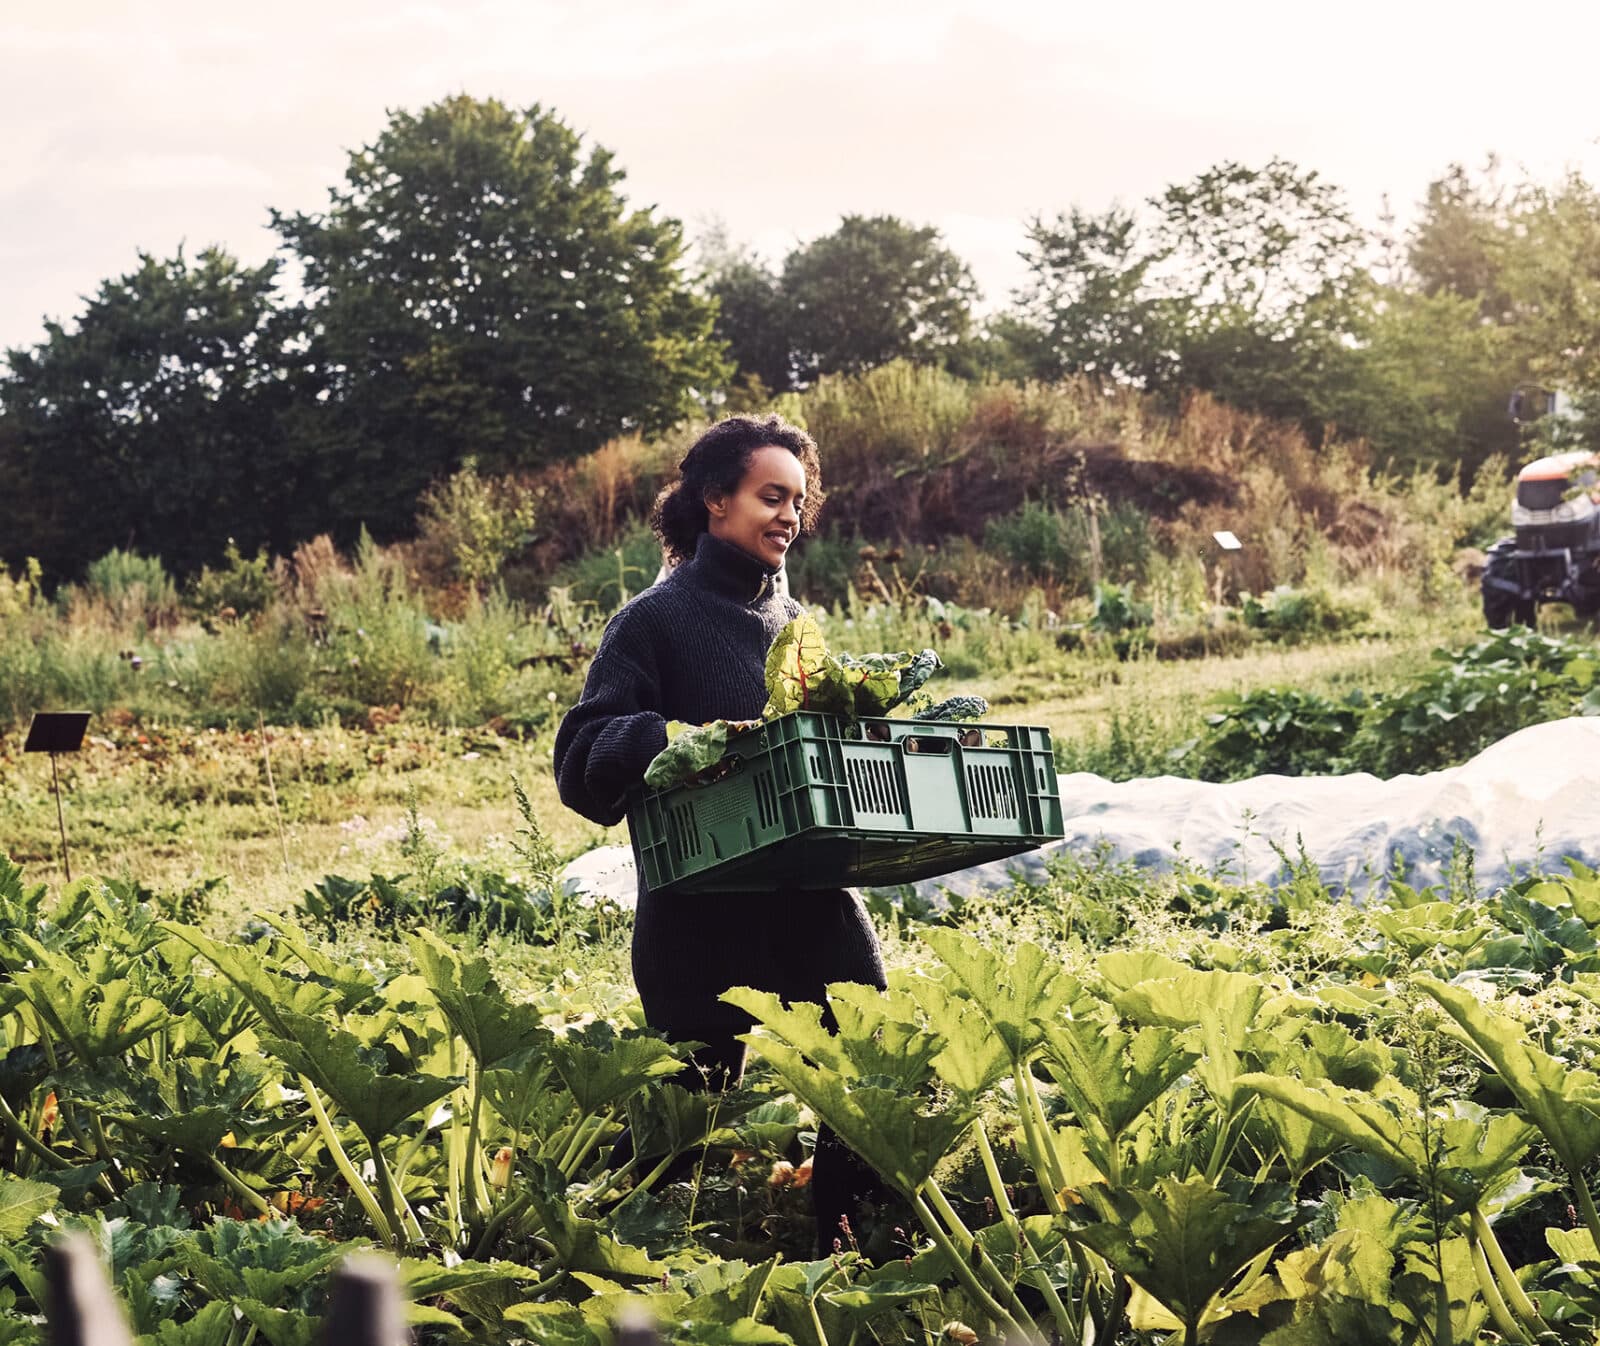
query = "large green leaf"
xmin=1072 ymin=1177 xmax=1308 ymax=1338
xmin=409 ymin=930 xmax=550 ymax=1068
xmin=11 ymin=952 xmax=168 ymax=1062
xmin=1111 ymin=968 xmax=1269 ymax=1041
xmin=0 ymin=1175 xmax=57 ymax=1240
xmin=762 ymin=613 xmax=834 ymax=718
xmin=1036 ymin=1017 xmax=1197 ymax=1172
xmin=547 ymin=1027 xmax=682 ymax=1116
xmin=1236 ymin=1073 xmax=1534 ymax=1207
xmin=902 ymin=973 xmax=1010 ymax=1097
xmin=162 ymin=925 xmax=340 ymax=1039
xmin=723 ymin=985 xmax=944 ymax=1092
xmin=261 ymin=1010 xmax=459 ymax=1143
xmin=922 ymin=929 xmax=1076 ymax=1062
xmin=644 ymin=720 xmax=744 ymax=791
xmin=522 ymin=1160 xmax=666 ymax=1279
xmin=737 ymin=1035 xmax=972 ymax=1195
xmin=1417 ymin=974 xmax=1600 ymax=1178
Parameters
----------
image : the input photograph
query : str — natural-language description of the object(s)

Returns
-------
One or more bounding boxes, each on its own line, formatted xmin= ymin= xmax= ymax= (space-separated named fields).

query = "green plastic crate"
xmin=628 ymin=712 xmax=1065 ymax=895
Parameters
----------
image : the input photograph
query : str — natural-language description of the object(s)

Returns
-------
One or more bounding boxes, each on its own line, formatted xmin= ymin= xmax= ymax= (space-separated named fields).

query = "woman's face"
xmin=705 ymin=445 xmax=807 ymax=570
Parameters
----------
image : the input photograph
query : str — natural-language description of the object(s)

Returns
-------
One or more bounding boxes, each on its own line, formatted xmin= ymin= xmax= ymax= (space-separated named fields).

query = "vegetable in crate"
xmin=642 ymin=718 xmax=758 ymax=790
xmin=914 ymin=695 xmax=989 ymax=722
xmin=644 ymin=614 xmax=945 ymax=790
xmin=762 ymin=612 xmax=940 ymax=719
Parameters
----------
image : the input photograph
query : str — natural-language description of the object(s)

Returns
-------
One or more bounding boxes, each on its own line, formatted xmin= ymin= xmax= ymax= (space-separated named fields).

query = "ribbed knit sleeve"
xmin=552 ymin=603 xmax=670 ymax=826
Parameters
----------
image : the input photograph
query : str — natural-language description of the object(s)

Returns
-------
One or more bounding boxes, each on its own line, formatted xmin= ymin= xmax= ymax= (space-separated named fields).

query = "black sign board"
xmin=24 ymin=712 xmax=90 ymax=754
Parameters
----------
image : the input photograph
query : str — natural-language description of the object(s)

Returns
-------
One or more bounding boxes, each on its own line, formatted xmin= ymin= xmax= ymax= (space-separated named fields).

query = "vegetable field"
xmin=5 ymin=838 xmax=1600 ymax=1344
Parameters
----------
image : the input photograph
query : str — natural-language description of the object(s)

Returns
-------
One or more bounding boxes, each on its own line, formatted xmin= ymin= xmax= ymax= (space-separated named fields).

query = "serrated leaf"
xmin=922 ymin=929 xmax=1075 ymax=1061
xmin=736 ymin=1036 xmax=971 ymax=1195
xmin=409 ymin=930 xmax=550 ymax=1068
xmin=1073 ymin=1177 xmax=1307 ymax=1337
xmin=0 ymin=1175 xmax=57 ymax=1239
xmin=1418 ymin=974 xmax=1600 ymax=1177
xmin=261 ymin=1010 xmax=459 ymax=1143
xmin=547 ymin=1030 xmax=682 ymax=1116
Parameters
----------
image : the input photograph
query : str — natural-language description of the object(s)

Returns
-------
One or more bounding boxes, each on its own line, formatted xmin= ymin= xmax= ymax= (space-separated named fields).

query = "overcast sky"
xmin=5 ymin=0 xmax=1600 ymax=353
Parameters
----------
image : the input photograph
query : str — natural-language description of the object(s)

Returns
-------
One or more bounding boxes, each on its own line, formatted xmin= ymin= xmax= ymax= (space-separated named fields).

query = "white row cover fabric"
xmin=559 ymin=716 xmax=1600 ymax=908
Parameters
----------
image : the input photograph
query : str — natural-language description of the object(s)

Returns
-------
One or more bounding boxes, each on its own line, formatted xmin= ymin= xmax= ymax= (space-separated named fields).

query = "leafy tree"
xmin=1011 ymin=205 xmax=1163 ymax=383
xmin=0 ymin=248 xmax=305 ymax=577
xmin=275 ymin=95 xmax=729 ymax=539
xmin=697 ymin=225 xmax=794 ymax=395
xmin=781 ymin=215 xmax=978 ymax=382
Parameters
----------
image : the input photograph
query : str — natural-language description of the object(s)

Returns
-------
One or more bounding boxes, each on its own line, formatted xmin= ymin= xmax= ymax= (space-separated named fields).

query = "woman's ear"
xmin=703 ymin=488 xmax=728 ymax=520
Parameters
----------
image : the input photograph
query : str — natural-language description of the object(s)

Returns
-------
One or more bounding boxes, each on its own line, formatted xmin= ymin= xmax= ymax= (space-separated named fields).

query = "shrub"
xmin=1177 ymin=687 xmax=1369 ymax=780
xmin=544 ymin=522 xmax=664 ymax=609
xmin=412 ymin=457 xmax=538 ymax=593
xmin=74 ymin=549 xmax=180 ymax=631
xmin=187 ymin=541 xmax=276 ymax=620
xmin=1347 ymin=626 xmax=1600 ymax=775
xmin=1238 ymin=586 xmax=1368 ymax=643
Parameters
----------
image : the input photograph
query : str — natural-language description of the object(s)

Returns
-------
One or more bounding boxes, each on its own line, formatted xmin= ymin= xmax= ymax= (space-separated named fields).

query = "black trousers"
xmin=630 ymin=884 xmax=889 ymax=1255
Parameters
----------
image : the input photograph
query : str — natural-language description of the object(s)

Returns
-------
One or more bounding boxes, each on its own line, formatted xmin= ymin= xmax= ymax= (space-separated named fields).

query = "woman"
xmin=553 ymin=413 xmax=886 ymax=1253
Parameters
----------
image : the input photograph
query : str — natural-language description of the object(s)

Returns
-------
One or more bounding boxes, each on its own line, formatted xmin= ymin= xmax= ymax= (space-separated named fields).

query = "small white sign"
xmin=1213 ymin=530 xmax=1242 ymax=551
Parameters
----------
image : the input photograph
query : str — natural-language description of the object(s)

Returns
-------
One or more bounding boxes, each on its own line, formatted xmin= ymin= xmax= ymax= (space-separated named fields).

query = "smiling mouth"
xmin=765 ymin=531 xmax=793 ymax=548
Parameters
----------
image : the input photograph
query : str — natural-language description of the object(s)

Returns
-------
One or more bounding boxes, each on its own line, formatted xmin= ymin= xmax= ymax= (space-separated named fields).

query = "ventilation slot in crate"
xmin=753 ymin=770 xmax=780 ymax=831
xmin=667 ymin=801 xmax=702 ymax=863
xmin=847 ymin=757 xmax=903 ymax=816
xmin=966 ymin=762 xmax=1019 ymax=821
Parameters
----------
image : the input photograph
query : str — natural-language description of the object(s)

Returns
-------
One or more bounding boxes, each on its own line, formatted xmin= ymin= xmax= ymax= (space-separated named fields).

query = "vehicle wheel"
xmin=1481 ymin=542 xmax=1535 ymax=629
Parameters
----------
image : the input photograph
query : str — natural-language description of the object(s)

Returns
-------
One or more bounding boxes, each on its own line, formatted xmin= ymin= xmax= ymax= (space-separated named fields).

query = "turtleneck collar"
xmin=684 ymin=531 xmax=782 ymax=604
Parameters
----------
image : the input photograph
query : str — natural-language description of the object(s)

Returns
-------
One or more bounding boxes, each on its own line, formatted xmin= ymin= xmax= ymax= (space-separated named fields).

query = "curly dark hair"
xmin=650 ymin=414 xmax=825 ymax=563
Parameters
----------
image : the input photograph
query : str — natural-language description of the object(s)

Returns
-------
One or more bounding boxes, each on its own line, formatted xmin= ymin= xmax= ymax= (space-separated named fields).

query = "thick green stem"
xmin=610 ymin=1148 xmax=683 ymax=1216
xmin=1470 ymin=1230 xmax=1533 ymax=1345
xmin=806 ymin=1293 xmax=832 ymax=1346
xmin=975 ymin=1123 xmax=1077 ymax=1346
xmin=1018 ymin=1065 xmax=1071 ymax=1197
xmin=471 ymin=1191 xmax=531 ymax=1261
xmin=464 ymin=1057 xmax=490 ymax=1216
xmin=0 ymin=1090 xmax=70 ymax=1170
xmin=562 ymin=1107 xmax=617 ymax=1180
xmin=908 ymin=1189 xmax=1030 ymax=1342
xmin=1009 ymin=1064 xmax=1065 ymax=1216
xmin=1470 ymin=1205 xmax=1547 ymax=1335
xmin=1572 ymin=1175 xmax=1600 ymax=1261
xmin=300 ymin=1074 xmax=394 ymax=1247
xmin=371 ymin=1145 xmax=424 ymax=1246
xmin=922 ymin=1178 xmax=1037 ymax=1331
xmin=207 ymin=1156 xmax=273 ymax=1218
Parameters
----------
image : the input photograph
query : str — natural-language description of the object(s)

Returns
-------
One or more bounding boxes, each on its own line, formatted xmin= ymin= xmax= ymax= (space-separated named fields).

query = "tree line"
xmin=3 ymin=94 xmax=1596 ymax=579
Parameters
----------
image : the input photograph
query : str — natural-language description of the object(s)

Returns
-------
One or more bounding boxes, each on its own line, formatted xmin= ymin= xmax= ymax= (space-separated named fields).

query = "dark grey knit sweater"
xmin=553 ymin=530 xmax=885 ymax=1046
xmin=554 ymin=531 xmax=799 ymax=825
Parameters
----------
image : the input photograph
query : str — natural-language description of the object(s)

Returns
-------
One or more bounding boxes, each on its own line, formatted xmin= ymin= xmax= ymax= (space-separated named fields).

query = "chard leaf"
xmin=644 ymin=720 xmax=738 ymax=790
xmin=762 ymin=613 xmax=832 ymax=718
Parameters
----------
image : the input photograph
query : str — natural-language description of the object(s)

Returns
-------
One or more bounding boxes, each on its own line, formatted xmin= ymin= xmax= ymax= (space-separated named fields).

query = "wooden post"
xmin=322 ymin=1254 xmax=410 ymax=1346
xmin=613 ymin=1305 xmax=664 ymax=1346
xmin=43 ymin=1234 xmax=132 ymax=1346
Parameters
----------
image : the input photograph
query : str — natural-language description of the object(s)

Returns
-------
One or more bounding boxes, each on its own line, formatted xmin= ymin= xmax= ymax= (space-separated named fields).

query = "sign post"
xmin=23 ymin=712 xmax=90 ymax=883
